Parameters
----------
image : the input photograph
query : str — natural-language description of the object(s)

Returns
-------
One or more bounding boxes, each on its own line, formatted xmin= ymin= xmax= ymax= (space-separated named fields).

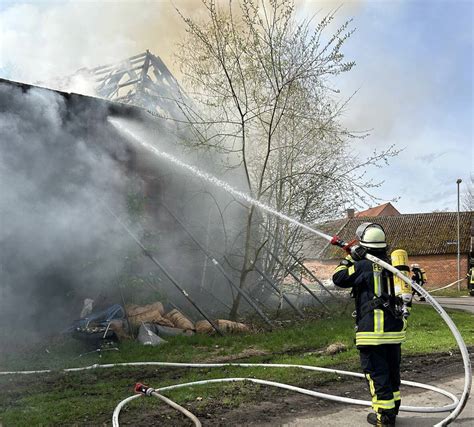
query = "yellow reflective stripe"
xmin=366 ymin=373 xmax=376 ymax=399
xmin=356 ymin=338 xmax=406 ymax=346
xmin=334 ymin=265 xmax=348 ymax=273
xmin=374 ymin=309 xmax=384 ymax=333
xmin=373 ymin=399 xmax=395 ymax=411
xmin=366 ymin=374 xmax=395 ymax=411
xmin=356 ymin=331 xmax=406 ymax=337
xmin=357 ymin=337 xmax=406 ymax=341
xmin=348 ymin=265 xmax=355 ymax=276
xmin=356 ymin=330 xmax=406 ymax=345
xmin=357 ymin=336 xmax=406 ymax=341
xmin=393 ymin=391 xmax=401 ymax=401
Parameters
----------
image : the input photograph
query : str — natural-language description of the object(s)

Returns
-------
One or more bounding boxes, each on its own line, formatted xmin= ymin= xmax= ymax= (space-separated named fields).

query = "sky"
xmin=0 ymin=0 xmax=472 ymax=214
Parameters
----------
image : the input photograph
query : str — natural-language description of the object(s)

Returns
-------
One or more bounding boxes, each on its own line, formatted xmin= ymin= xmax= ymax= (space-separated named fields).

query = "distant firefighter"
xmin=467 ymin=266 xmax=474 ymax=297
xmin=411 ymin=264 xmax=427 ymax=301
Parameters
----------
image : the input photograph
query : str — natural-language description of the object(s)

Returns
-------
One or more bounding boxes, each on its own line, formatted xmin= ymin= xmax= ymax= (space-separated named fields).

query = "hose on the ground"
xmin=0 ymin=360 xmax=460 ymax=425
xmin=109 ymin=362 xmax=460 ymax=426
xmin=112 ymin=384 xmax=201 ymax=427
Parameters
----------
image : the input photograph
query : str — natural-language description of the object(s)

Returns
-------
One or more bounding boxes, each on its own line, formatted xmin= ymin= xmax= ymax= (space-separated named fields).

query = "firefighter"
xmin=468 ymin=266 xmax=474 ymax=296
xmin=332 ymin=223 xmax=406 ymax=426
xmin=411 ymin=264 xmax=427 ymax=301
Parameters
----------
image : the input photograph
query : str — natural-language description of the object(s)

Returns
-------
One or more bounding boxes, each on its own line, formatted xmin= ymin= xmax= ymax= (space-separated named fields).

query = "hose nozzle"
xmin=135 ymin=383 xmax=155 ymax=396
xmin=331 ymin=235 xmax=357 ymax=253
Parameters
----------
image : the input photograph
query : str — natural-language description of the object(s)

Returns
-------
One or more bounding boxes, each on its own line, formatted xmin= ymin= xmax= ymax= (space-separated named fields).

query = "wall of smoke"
xmin=0 ymin=83 xmax=141 ymax=351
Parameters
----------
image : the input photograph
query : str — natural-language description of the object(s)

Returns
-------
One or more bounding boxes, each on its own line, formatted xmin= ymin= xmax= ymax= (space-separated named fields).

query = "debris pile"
xmin=69 ymin=299 xmax=251 ymax=347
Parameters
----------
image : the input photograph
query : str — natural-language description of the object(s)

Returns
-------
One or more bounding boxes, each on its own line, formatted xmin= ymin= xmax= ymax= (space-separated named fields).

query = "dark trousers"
xmin=359 ymin=344 xmax=401 ymax=413
xmin=412 ymin=284 xmax=424 ymax=297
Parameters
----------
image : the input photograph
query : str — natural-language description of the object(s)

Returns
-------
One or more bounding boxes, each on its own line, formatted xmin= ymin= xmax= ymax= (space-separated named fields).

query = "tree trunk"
xmin=229 ymin=205 xmax=255 ymax=319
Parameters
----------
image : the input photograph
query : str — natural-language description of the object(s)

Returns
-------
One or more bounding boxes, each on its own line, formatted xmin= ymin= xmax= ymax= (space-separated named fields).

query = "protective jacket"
xmin=412 ymin=268 xmax=427 ymax=286
xmin=468 ymin=268 xmax=474 ymax=293
xmin=333 ymin=254 xmax=406 ymax=347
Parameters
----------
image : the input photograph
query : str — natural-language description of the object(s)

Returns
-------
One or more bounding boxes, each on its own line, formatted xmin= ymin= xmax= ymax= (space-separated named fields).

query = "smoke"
xmin=0 ymin=79 xmax=255 ymax=355
xmin=0 ymin=82 xmax=139 ymax=351
xmin=0 ymin=0 xmax=362 ymax=89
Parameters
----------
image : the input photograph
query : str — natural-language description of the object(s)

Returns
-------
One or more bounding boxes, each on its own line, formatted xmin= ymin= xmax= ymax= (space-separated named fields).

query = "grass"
xmin=427 ymin=287 xmax=473 ymax=297
xmin=1 ymin=304 xmax=473 ymax=426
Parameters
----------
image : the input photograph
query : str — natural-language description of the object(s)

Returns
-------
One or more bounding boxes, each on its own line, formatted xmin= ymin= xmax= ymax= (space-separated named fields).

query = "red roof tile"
xmin=355 ymin=202 xmax=400 ymax=217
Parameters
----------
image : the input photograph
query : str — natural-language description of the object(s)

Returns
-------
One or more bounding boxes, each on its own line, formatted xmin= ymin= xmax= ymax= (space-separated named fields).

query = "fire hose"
xmin=0 ymin=361 xmax=461 ymax=425
xmin=428 ymin=277 xmax=466 ymax=294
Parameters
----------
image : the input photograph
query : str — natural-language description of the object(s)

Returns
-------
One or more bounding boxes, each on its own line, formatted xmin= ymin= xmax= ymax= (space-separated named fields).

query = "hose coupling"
xmin=135 ymin=382 xmax=155 ymax=396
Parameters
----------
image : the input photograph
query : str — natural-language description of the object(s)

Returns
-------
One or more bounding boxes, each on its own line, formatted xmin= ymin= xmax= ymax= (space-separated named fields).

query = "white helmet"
xmin=355 ymin=222 xmax=387 ymax=249
xmin=411 ymin=263 xmax=420 ymax=269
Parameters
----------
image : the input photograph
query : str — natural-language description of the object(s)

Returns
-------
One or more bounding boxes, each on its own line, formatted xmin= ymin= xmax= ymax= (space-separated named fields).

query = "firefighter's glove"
xmin=350 ymin=245 xmax=367 ymax=261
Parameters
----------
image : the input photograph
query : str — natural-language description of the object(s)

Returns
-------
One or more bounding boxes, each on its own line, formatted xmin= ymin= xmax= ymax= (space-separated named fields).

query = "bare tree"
xmin=174 ymin=0 xmax=398 ymax=318
xmin=462 ymin=174 xmax=474 ymax=211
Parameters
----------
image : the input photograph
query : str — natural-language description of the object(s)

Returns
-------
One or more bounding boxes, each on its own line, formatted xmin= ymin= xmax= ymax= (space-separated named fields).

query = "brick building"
xmin=303 ymin=211 xmax=474 ymax=289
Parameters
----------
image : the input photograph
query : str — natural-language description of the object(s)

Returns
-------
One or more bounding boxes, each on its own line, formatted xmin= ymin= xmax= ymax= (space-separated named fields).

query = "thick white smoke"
xmin=0 ymin=81 xmax=139 ymax=350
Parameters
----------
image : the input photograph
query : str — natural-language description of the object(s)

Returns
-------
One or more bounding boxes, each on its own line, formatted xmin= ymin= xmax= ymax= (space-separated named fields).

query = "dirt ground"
xmin=118 ymin=347 xmax=473 ymax=426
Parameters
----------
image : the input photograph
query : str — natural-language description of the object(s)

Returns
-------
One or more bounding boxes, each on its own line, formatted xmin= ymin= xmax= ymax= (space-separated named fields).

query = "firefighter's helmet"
xmin=355 ymin=222 xmax=387 ymax=249
xmin=411 ymin=263 xmax=420 ymax=269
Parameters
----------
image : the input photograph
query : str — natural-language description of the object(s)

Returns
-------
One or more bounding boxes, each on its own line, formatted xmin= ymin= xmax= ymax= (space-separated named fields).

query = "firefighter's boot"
xmin=367 ymin=409 xmax=396 ymax=426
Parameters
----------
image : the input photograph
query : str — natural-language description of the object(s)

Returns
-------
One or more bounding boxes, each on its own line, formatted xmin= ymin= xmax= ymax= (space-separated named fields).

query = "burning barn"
xmin=0 ymin=53 xmax=253 ymax=344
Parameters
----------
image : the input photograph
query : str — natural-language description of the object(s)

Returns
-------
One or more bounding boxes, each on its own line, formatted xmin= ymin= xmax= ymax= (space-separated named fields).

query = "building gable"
xmin=355 ymin=202 xmax=400 ymax=217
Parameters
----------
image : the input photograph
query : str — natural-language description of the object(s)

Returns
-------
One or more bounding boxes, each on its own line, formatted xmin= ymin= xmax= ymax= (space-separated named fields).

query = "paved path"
xmin=427 ymin=296 xmax=474 ymax=314
xmin=285 ymin=375 xmax=473 ymax=426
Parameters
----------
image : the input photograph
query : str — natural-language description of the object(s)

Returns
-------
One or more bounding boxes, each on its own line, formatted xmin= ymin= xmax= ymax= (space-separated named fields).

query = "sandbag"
xmin=126 ymin=302 xmax=173 ymax=327
xmin=164 ymin=309 xmax=194 ymax=330
xmin=195 ymin=320 xmax=214 ymax=334
xmin=216 ymin=319 xmax=250 ymax=334
xmin=196 ymin=319 xmax=250 ymax=335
